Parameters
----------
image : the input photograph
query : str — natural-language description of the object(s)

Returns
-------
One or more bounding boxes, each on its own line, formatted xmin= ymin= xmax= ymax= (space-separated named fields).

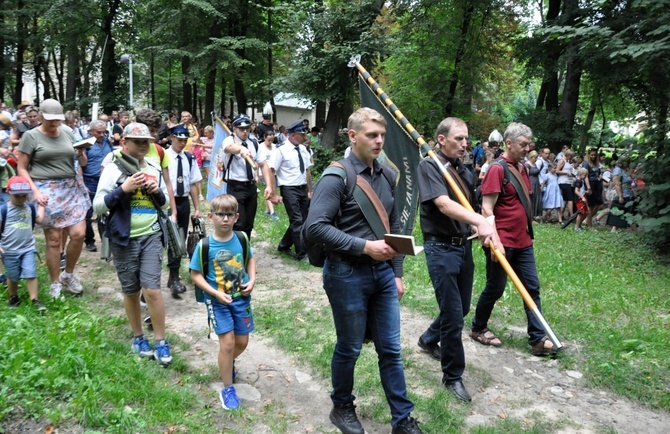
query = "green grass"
xmin=0 ymin=241 xmax=231 ymax=433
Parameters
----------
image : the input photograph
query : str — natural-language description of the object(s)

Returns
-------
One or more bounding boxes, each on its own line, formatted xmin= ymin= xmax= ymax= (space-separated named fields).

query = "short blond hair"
xmin=347 ymin=107 xmax=386 ymax=132
xmin=210 ymin=194 xmax=238 ymax=213
xmin=577 ymin=167 xmax=588 ymax=177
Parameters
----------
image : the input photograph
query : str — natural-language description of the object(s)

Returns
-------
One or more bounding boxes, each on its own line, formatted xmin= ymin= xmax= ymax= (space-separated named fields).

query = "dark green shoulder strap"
xmin=234 ymin=230 xmax=249 ymax=270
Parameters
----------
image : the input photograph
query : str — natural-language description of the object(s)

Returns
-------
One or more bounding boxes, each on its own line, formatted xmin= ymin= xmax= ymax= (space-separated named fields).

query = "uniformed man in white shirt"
xmin=166 ymin=125 xmax=202 ymax=298
xmin=223 ymin=115 xmax=275 ymax=238
xmin=271 ymin=120 xmax=312 ymax=260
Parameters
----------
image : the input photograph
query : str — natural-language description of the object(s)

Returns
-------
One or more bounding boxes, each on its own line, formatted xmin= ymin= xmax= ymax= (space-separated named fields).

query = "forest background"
xmin=1 ymin=0 xmax=669 ymax=247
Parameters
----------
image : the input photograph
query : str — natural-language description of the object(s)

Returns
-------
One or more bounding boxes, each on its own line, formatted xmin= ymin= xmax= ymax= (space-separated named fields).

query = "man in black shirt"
xmin=416 ymin=117 xmax=500 ymax=402
xmin=304 ymin=108 xmax=422 ymax=434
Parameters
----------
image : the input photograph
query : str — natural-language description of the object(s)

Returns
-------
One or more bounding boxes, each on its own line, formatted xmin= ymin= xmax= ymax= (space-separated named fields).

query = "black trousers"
xmin=278 ymin=185 xmax=310 ymax=255
xmin=227 ymin=180 xmax=258 ymax=239
xmin=167 ymin=196 xmax=191 ymax=270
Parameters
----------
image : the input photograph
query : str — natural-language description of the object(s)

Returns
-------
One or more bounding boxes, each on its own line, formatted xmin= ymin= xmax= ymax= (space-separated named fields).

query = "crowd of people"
xmin=467 ymin=137 xmax=639 ymax=232
xmin=0 ymin=96 xmax=640 ymax=433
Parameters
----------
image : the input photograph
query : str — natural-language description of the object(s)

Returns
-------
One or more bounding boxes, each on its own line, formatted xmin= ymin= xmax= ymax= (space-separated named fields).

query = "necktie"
xmin=242 ymin=142 xmax=254 ymax=180
xmin=295 ymin=146 xmax=305 ymax=173
xmin=176 ymin=155 xmax=185 ymax=196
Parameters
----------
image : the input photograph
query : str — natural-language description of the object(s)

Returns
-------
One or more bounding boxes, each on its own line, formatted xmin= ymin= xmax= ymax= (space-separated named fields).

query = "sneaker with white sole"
xmin=49 ymin=282 xmax=63 ymax=298
xmin=132 ymin=336 xmax=154 ymax=358
xmin=60 ymin=272 xmax=83 ymax=295
xmin=219 ymin=385 xmax=241 ymax=410
xmin=154 ymin=340 xmax=172 ymax=366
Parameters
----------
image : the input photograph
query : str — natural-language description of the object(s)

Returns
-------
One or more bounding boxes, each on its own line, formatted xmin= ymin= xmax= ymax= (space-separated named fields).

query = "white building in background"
xmin=250 ymin=93 xmax=317 ymax=128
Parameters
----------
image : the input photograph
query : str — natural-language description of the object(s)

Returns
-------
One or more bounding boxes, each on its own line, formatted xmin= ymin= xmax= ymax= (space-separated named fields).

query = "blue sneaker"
xmin=154 ymin=341 xmax=173 ymax=366
xmin=219 ymin=385 xmax=240 ymax=410
xmin=132 ymin=336 xmax=153 ymax=358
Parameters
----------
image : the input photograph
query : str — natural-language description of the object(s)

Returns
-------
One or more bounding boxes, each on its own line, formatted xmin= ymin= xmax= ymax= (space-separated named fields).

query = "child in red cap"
xmin=2 ymin=176 xmax=46 ymax=310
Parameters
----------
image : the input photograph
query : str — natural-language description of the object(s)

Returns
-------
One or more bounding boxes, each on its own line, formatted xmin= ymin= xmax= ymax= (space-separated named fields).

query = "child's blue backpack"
xmin=193 ymin=231 xmax=250 ymax=303
xmin=0 ymin=203 xmax=36 ymax=240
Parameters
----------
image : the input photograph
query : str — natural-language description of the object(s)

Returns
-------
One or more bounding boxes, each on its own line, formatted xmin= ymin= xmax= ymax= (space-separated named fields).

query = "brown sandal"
xmin=470 ymin=328 xmax=502 ymax=347
xmin=531 ymin=336 xmax=565 ymax=356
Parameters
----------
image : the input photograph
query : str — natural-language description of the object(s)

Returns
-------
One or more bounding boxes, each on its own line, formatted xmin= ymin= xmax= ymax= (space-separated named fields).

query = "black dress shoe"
xmin=444 ymin=380 xmax=472 ymax=402
xmin=417 ymin=336 xmax=441 ymax=360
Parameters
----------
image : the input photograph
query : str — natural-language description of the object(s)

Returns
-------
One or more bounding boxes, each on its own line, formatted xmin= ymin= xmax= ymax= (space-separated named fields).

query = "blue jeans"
xmin=472 ymin=245 xmax=545 ymax=345
xmin=420 ymin=241 xmax=473 ymax=383
xmin=323 ymin=258 xmax=414 ymax=427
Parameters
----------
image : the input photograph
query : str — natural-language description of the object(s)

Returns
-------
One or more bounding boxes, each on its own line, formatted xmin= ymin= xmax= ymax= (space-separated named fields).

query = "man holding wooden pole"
xmin=471 ymin=122 xmax=564 ymax=357
xmin=416 ymin=117 xmax=501 ymax=402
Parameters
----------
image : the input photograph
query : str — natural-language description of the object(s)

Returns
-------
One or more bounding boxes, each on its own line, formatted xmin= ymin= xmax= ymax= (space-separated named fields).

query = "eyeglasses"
xmin=212 ymin=212 xmax=236 ymax=219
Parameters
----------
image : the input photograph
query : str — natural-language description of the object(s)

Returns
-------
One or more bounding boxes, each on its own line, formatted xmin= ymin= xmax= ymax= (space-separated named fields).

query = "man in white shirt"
xmin=166 ymin=125 xmax=202 ymax=298
xmin=223 ymin=115 xmax=275 ymax=238
xmin=271 ymin=121 xmax=312 ymax=260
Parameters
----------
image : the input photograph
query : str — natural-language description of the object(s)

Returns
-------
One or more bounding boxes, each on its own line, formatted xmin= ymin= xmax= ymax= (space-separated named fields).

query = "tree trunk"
xmin=558 ymin=59 xmax=582 ymax=131
xmin=219 ymin=72 xmax=226 ymax=115
xmin=557 ymin=0 xmax=582 ymax=131
xmin=444 ymin=3 xmax=475 ymax=116
xmin=580 ymin=89 xmax=598 ymax=154
xmin=13 ymin=0 xmax=26 ymax=105
xmin=540 ymin=0 xmax=561 ymax=112
xmin=100 ymin=0 xmax=121 ymax=112
xmin=205 ymin=68 xmax=216 ymax=126
xmin=234 ymin=78 xmax=247 ymax=115
xmin=182 ymin=56 xmax=192 ymax=113
xmin=192 ymin=82 xmax=198 ymax=119
xmin=65 ymin=39 xmax=80 ymax=105
xmin=150 ymin=54 xmax=156 ymax=110
xmin=321 ymin=99 xmax=344 ymax=149
xmin=316 ymin=101 xmax=326 ymax=128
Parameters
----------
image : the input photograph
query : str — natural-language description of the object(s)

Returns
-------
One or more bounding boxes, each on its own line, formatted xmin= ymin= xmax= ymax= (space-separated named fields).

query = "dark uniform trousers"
xmin=278 ymin=184 xmax=310 ymax=255
xmin=227 ymin=180 xmax=258 ymax=239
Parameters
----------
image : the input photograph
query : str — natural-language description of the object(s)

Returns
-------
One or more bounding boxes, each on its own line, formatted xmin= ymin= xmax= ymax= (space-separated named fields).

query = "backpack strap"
xmin=234 ymin=230 xmax=250 ymax=270
xmin=331 ymin=159 xmax=390 ymax=239
xmin=493 ymin=158 xmax=534 ymax=239
xmin=0 ymin=204 xmax=6 ymax=241
xmin=154 ymin=143 xmax=165 ymax=166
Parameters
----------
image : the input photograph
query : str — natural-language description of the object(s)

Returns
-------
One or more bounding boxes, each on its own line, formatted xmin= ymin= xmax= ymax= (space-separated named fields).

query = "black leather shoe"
xmin=85 ymin=242 xmax=97 ymax=252
xmin=417 ymin=336 xmax=441 ymax=360
xmin=392 ymin=416 xmax=423 ymax=434
xmin=329 ymin=403 xmax=364 ymax=434
xmin=444 ymin=380 xmax=472 ymax=402
xmin=170 ymin=280 xmax=186 ymax=299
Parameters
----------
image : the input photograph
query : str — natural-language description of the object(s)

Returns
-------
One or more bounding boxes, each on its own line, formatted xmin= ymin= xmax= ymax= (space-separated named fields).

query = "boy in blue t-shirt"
xmin=2 ymin=176 xmax=46 ymax=310
xmin=190 ymin=194 xmax=256 ymax=411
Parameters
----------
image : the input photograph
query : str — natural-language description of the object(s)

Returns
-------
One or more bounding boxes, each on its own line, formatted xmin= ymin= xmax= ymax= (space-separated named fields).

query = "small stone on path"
xmin=295 ymin=370 xmax=312 ymax=384
xmin=567 ymin=370 xmax=583 ymax=379
xmin=97 ymin=286 xmax=115 ymax=294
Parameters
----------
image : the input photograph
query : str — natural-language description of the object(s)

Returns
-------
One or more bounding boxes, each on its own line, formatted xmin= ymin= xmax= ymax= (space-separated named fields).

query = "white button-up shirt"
xmin=166 ymin=146 xmax=203 ymax=197
xmin=222 ymin=135 xmax=267 ymax=182
xmin=271 ymin=143 xmax=312 ymax=186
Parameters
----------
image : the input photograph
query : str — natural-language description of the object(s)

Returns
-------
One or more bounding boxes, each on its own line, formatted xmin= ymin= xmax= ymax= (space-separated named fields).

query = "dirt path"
xmin=123 ymin=235 xmax=669 ymax=434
